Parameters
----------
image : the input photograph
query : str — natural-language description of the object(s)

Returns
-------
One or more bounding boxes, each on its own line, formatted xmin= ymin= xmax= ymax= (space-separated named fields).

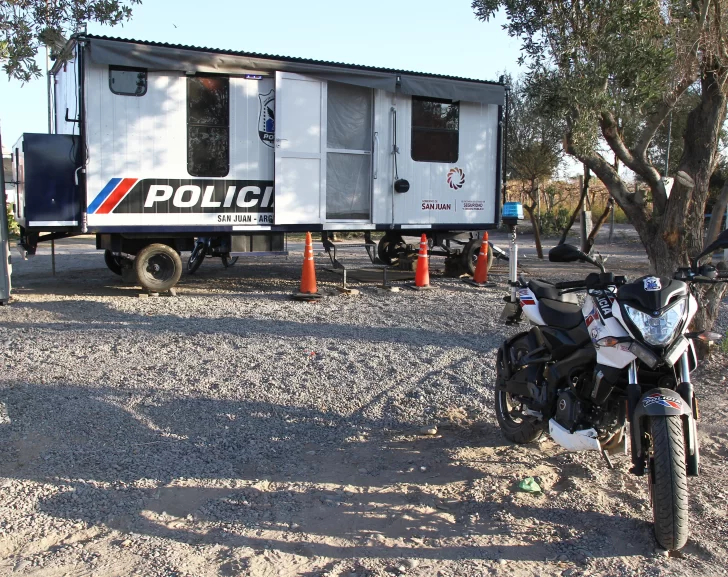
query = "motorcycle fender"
xmin=630 ymin=387 xmax=695 ymax=469
xmin=517 ymin=288 xmax=545 ymax=325
xmin=633 ymin=388 xmax=691 ymax=419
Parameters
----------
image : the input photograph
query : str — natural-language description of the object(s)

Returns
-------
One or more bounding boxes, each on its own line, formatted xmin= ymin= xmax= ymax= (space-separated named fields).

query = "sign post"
xmin=0 ymin=126 xmax=12 ymax=305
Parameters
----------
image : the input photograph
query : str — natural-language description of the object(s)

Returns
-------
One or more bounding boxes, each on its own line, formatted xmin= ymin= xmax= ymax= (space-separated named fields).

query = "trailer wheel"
xmin=377 ymin=235 xmax=404 ymax=265
xmin=462 ymin=238 xmax=494 ymax=276
xmin=187 ymin=242 xmax=206 ymax=274
xmin=104 ymin=250 xmax=123 ymax=276
xmin=222 ymin=254 xmax=239 ymax=268
xmin=135 ymin=244 xmax=182 ymax=292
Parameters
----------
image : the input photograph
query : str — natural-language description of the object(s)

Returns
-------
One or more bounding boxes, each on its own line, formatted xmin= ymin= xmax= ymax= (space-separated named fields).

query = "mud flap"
xmin=500 ymin=299 xmax=521 ymax=324
xmin=630 ymin=387 xmax=694 ymax=476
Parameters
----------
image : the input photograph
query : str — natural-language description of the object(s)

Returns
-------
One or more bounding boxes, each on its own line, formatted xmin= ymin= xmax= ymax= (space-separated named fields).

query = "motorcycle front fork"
xmin=626 ymin=355 xmax=692 ymax=405
xmin=626 ymin=354 xmax=698 ymax=475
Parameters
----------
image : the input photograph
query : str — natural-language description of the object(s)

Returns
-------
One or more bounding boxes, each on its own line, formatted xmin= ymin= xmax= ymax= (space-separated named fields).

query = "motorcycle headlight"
xmin=625 ymin=300 xmax=686 ymax=347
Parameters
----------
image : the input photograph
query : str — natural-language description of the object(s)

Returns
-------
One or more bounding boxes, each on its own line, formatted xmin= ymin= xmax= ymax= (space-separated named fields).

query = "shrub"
xmin=5 ymin=203 xmax=19 ymax=237
xmin=540 ymin=208 xmax=571 ymax=236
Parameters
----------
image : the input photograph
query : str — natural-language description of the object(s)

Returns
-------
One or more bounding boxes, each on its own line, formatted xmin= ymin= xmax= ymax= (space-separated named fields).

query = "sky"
xmin=0 ymin=0 xmax=523 ymax=149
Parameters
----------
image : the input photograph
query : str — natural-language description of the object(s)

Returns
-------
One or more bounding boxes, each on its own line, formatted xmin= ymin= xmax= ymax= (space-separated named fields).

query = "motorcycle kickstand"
xmin=600 ymin=448 xmax=614 ymax=470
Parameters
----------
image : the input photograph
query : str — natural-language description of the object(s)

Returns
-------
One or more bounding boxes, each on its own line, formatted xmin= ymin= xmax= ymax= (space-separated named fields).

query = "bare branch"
xmin=633 ymin=73 xmax=700 ymax=160
xmin=565 ymin=129 xmax=649 ymax=225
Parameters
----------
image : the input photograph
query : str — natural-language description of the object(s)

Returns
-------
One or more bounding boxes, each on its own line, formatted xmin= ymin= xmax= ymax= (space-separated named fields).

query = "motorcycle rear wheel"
xmin=648 ymin=415 xmax=689 ymax=551
xmin=495 ymin=390 xmax=543 ymax=443
xmin=494 ymin=343 xmax=542 ymax=444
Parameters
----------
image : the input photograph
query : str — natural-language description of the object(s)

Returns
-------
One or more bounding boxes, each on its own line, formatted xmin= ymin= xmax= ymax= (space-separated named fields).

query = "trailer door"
xmin=274 ymin=72 xmax=324 ymax=225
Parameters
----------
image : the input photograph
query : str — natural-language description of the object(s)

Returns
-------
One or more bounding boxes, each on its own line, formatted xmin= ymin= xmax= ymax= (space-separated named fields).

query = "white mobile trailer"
xmin=13 ymin=35 xmax=506 ymax=291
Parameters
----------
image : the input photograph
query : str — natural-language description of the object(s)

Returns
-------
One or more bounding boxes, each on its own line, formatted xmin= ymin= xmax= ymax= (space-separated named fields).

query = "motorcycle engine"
xmin=555 ymin=390 xmax=583 ymax=431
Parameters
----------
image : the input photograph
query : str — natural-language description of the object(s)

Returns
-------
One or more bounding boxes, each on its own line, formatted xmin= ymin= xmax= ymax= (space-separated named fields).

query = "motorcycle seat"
xmin=528 ymin=279 xmax=579 ymax=304
xmin=538 ymin=298 xmax=584 ymax=329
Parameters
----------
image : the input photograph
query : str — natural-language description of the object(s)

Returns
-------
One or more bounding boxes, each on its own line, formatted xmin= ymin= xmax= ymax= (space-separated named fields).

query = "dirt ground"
xmin=0 ymin=229 xmax=726 ymax=577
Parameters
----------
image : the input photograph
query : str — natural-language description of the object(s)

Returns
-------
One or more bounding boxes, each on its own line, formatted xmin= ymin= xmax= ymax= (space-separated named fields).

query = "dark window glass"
xmin=109 ymin=66 xmax=147 ymax=96
xmin=187 ymin=76 xmax=229 ymax=177
xmin=411 ymin=97 xmax=459 ymax=163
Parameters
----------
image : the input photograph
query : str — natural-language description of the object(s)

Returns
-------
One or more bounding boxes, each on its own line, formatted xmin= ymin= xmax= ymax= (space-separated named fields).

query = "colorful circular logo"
xmin=447 ymin=168 xmax=465 ymax=190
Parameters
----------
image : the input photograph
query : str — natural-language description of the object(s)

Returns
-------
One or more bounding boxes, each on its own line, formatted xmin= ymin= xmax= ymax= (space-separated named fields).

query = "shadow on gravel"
xmin=0 ymin=382 xmax=655 ymax=563
xmin=10 ymin=253 xmax=383 ymax=299
xmin=0 ymin=300 xmax=493 ymax=352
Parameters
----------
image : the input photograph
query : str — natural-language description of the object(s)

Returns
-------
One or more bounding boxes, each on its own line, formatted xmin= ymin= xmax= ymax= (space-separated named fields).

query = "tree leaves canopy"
xmin=1 ymin=0 xmax=141 ymax=82
xmin=505 ymin=73 xmax=563 ymax=188
xmin=473 ymin=1 xmax=716 ymax=156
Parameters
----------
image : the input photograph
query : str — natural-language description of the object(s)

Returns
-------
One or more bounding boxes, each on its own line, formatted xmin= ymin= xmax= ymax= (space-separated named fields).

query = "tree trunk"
xmin=636 ymin=69 xmax=727 ymax=331
xmin=559 ymin=168 xmax=590 ymax=245
xmin=706 ymin=179 xmax=728 ymax=245
xmin=569 ymin=67 xmax=728 ymax=333
xmin=585 ymin=198 xmax=614 ymax=253
xmin=523 ymin=204 xmax=544 ymax=259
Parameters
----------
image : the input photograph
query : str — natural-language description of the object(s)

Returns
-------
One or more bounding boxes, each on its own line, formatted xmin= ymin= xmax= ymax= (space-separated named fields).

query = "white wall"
xmin=83 ymin=61 xmax=274 ymax=227
xmin=80 ymin=59 xmax=497 ymax=229
xmin=54 ymin=49 xmax=79 ymax=136
xmin=386 ymin=94 xmax=498 ymax=226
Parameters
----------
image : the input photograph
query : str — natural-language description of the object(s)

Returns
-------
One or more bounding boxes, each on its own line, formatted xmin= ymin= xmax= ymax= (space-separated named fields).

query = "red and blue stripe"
xmin=88 ymin=178 xmax=138 ymax=214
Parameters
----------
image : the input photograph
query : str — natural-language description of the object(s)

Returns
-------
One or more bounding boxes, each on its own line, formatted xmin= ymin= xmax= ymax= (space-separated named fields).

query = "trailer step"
xmin=321 ymin=231 xmax=378 ymax=269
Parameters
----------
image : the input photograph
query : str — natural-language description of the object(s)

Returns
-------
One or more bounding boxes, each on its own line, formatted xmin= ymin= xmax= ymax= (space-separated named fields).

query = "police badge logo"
xmin=643 ymin=276 xmax=662 ymax=291
xmin=258 ymin=89 xmax=275 ymax=148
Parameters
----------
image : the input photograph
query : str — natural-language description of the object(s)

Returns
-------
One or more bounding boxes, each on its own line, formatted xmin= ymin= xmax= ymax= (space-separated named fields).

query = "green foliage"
xmin=720 ymin=332 xmax=728 ymax=355
xmin=5 ymin=203 xmax=19 ymax=237
xmin=540 ymin=208 xmax=571 ymax=236
xmin=1 ymin=0 xmax=141 ymax=82
xmin=506 ymin=73 xmax=563 ymax=191
xmin=474 ymin=0 xmax=681 ymax=155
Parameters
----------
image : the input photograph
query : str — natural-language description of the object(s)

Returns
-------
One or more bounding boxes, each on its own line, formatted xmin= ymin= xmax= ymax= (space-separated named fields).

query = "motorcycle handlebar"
xmin=555 ymin=274 xmax=626 ymax=291
xmin=555 ymin=280 xmax=587 ymax=290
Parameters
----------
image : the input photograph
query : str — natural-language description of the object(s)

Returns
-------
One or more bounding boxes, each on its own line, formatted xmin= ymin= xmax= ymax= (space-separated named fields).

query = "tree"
xmin=506 ymin=73 xmax=563 ymax=258
xmin=1 ymin=0 xmax=140 ymax=82
xmin=473 ymin=0 xmax=728 ymax=330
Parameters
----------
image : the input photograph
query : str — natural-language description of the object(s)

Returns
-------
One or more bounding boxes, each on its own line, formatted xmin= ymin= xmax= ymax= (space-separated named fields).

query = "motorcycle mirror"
xmin=548 ymin=244 xmax=583 ymax=263
xmin=694 ymin=228 xmax=728 ymax=267
xmin=698 ymin=263 xmax=718 ymax=279
xmin=549 ymin=244 xmax=605 ymax=271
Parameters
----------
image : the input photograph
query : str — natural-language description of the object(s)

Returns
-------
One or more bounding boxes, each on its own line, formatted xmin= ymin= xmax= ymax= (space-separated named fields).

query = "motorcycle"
xmin=495 ymin=231 xmax=728 ymax=551
xmin=187 ymin=237 xmax=239 ymax=274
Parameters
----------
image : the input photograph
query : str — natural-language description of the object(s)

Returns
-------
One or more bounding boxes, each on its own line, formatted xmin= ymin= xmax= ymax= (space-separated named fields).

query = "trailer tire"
xmin=378 ymin=235 xmax=404 ymax=266
xmin=463 ymin=238 xmax=494 ymax=276
xmin=104 ymin=250 xmax=123 ymax=276
xmin=222 ymin=254 xmax=238 ymax=268
xmin=135 ymin=244 xmax=183 ymax=292
xmin=187 ymin=242 xmax=206 ymax=274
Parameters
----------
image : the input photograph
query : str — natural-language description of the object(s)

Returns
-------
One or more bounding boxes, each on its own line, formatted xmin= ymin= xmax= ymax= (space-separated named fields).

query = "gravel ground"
xmin=0 ymin=233 xmax=726 ymax=577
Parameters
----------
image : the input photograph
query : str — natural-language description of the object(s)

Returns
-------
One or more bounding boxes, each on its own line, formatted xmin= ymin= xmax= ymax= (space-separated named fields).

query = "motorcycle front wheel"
xmin=648 ymin=415 xmax=689 ymax=551
xmin=187 ymin=243 xmax=206 ymax=274
xmin=494 ymin=344 xmax=542 ymax=444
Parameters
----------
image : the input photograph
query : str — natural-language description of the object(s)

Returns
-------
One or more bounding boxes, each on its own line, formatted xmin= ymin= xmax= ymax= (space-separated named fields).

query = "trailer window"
xmin=187 ymin=76 xmax=229 ymax=177
xmin=109 ymin=66 xmax=147 ymax=96
xmin=411 ymin=97 xmax=459 ymax=163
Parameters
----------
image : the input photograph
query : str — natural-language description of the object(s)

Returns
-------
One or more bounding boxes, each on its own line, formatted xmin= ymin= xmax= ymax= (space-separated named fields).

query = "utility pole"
xmin=664 ymin=112 xmax=672 ymax=176
xmin=46 ymin=39 xmax=56 ymax=275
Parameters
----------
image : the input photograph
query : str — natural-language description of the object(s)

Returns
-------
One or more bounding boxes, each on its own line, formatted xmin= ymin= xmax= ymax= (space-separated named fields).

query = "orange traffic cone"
xmin=464 ymin=232 xmax=496 ymax=288
xmin=409 ymin=234 xmax=433 ymax=290
xmin=293 ymin=232 xmax=323 ymax=301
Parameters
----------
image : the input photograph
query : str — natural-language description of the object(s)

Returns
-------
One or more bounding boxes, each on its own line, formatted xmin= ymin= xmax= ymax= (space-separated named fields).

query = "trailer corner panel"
xmin=13 ymin=134 xmax=81 ymax=230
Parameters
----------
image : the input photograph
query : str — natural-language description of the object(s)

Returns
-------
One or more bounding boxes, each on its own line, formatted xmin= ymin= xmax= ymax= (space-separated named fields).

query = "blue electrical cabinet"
xmin=13 ymin=133 xmax=81 ymax=231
